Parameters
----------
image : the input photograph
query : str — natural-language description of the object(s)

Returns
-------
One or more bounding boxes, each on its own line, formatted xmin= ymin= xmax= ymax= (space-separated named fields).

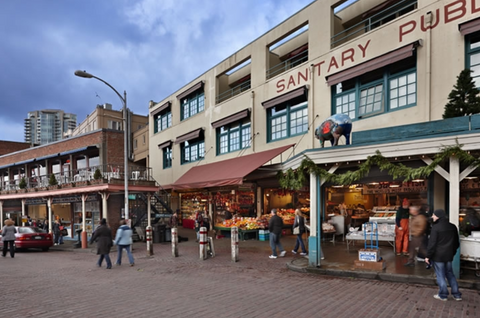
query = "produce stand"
xmin=214 ymin=226 xmax=259 ymax=241
xmin=182 ymin=219 xmax=195 ymax=230
xmin=239 ymin=229 xmax=258 ymax=241
xmin=460 ymin=235 xmax=480 ymax=277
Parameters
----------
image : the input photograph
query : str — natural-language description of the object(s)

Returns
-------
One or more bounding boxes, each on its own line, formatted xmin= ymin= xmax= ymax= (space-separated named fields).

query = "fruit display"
xmin=215 ymin=217 xmax=265 ymax=230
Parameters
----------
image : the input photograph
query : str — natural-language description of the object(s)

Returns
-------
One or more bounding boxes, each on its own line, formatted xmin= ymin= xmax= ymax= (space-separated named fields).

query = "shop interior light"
xmin=332 ymin=185 xmax=344 ymax=188
xmin=465 ymin=176 xmax=478 ymax=179
xmin=389 ymin=184 xmax=400 ymax=188
xmin=369 ymin=182 xmax=379 ymax=185
xmin=412 ymin=179 xmax=424 ymax=182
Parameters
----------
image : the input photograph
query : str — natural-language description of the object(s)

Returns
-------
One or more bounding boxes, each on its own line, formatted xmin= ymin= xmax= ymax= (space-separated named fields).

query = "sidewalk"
xmin=54 ymin=227 xmax=480 ymax=290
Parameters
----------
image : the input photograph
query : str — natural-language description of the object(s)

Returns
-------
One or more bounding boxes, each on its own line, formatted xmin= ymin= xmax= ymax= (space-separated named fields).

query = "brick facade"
xmin=0 ymin=141 xmax=31 ymax=156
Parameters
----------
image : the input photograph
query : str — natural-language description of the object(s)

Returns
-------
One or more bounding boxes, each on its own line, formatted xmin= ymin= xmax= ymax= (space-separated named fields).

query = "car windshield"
xmin=17 ymin=227 xmax=44 ymax=234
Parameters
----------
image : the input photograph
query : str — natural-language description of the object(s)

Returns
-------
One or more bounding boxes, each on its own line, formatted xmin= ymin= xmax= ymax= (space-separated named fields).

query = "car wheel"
xmin=42 ymin=247 xmax=49 ymax=252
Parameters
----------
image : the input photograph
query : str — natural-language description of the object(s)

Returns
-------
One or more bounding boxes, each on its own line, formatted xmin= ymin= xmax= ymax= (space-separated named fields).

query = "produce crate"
xmin=259 ymin=234 xmax=269 ymax=241
xmin=259 ymin=230 xmax=269 ymax=234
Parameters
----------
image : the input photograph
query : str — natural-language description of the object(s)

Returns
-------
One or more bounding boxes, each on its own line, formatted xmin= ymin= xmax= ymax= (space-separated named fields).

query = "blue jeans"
xmin=433 ymin=261 xmax=461 ymax=299
xmin=116 ymin=245 xmax=135 ymax=265
xmin=59 ymin=235 xmax=64 ymax=244
xmin=269 ymin=233 xmax=284 ymax=256
xmin=293 ymin=234 xmax=307 ymax=253
xmin=97 ymin=254 xmax=112 ymax=268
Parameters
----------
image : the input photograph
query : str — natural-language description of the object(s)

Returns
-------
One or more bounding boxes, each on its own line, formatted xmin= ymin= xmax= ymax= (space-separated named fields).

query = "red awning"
xmin=172 ymin=144 xmax=294 ymax=190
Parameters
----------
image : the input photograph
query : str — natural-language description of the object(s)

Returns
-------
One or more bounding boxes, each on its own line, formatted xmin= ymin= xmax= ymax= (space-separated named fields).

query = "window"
xmin=153 ymin=110 xmax=172 ymax=133
xmin=267 ymin=101 xmax=308 ymax=142
xmin=134 ymin=139 xmax=138 ymax=149
xmin=181 ymin=91 xmax=204 ymax=120
xmin=181 ymin=139 xmax=205 ymax=164
xmin=143 ymin=135 xmax=146 ymax=144
xmin=163 ymin=147 xmax=172 ymax=169
xmin=217 ymin=122 xmax=251 ymax=155
xmin=466 ymin=31 xmax=480 ymax=88
xmin=333 ymin=56 xmax=416 ymax=119
xmin=108 ymin=120 xmax=121 ymax=130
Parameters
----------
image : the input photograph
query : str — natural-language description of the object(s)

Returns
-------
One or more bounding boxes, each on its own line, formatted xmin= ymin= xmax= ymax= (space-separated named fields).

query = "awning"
xmin=151 ymin=101 xmax=171 ymax=117
xmin=262 ymin=86 xmax=308 ymax=109
xmin=175 ymin=128 xmax=203 ymax=145
xmin=59 ymin=147 xmax=89 ymax=156
xmin=326 ymin=41 xmax=421 ymax=86
xmin=172 ymin=144 xmax=294 ymax=190
xmin=176 ymin=81 xmax=204 ymax=100
xmin=211 ymin=109 xmax=250 ymax=129
xmin=158 ymin=140 xmax=172 ymax=149
xmin=459 ymin=17 xmax=480 ymax=36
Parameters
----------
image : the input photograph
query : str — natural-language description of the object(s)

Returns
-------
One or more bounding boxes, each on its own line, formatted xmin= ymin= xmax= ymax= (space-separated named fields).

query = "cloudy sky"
xmin=0 ymin=0 xmax=315 ymax=142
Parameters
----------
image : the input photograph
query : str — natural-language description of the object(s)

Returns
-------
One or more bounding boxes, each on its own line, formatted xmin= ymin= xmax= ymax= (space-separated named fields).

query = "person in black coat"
xmin=425 ymin=209 xmax=462 ymax=301
xmin=268 ymin=208 xmax=286 ymax=259
xmin=89 ymin=218 xmax=113 ymax=269
xmin=292 ymin=209 xmax=307 ymax=255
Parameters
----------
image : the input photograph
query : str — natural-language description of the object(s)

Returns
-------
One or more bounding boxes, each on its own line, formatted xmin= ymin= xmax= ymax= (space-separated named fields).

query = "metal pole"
xmin=123 ymin=91 xmax=129 ymax=221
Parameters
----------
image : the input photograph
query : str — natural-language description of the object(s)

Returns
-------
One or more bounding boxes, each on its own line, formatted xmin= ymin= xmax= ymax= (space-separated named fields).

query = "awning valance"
xmin=326 ymin=41 xmax=421 ymax=86
xmin=172 ymin=144 xmax=294 ymax=190
xmin=262 ymin=86 xmax=308 ymax=109
xmin=176 ymin=81 xmax=204 ymax=100
xmin=151 ymin=101 xmax=171 ymax=117
xmin=211 ymin=109 xmax=250 ymax=129
xmin=175 ymin=128 xmax=203 ymax=145
xmin=459 ymin=17 xmax=480 ymax=36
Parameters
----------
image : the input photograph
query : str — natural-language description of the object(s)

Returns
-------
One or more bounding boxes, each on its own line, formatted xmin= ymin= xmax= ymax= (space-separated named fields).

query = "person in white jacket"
xmin=114 ymin=219 xmax=135 ymax=266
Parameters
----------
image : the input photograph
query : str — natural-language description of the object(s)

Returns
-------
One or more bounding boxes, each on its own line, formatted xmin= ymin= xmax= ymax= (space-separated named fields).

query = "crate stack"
xmin=259 ymin=230 xmax=269 ymax=241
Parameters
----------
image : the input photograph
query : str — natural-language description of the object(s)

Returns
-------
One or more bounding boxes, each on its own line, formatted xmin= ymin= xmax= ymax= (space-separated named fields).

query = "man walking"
xmin=268 ymin=208 xmax=286 ymax=259
xmin=425 ymin=209 xmax=462 ymax=301
xmin=404 ymin=206 xmax=427 ymax=266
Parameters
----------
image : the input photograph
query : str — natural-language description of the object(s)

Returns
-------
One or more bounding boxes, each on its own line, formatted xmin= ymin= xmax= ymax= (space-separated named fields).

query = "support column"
xmin=47 ymin=198 xmax=53 ymax=233
xmin=21 ymin=199 xmax=26 ymax=226
xmin=0 ymin=200 xmax=3 ymax=230
xmin=82 ymin=194 xmax=88 ymax=249
xmin=146 ymin=193 xmax=153 ymax=256
xmin=101 ymin=192 xmax=108 ymax=222
xmin=308 ymin=173 xmax=318 ymax=267
xmin=449 ymin=156 xmax=460 ymax=278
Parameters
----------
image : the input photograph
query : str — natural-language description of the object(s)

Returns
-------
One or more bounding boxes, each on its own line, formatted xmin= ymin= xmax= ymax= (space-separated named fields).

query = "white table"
xmin=346 ymin=232 xmax=395 ymax=252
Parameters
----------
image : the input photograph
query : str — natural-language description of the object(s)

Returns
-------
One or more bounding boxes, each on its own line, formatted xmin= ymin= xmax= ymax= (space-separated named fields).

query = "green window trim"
xmin=163 ymin=147 xmax=172 ymax=169
xmin=217 ymin=122 xmax=251 ymax=155
xmin=180 ymin=91 xmax=205 ymax=121
xmin=267 ymin=101 xmax=308 ymax=142
xmin=466 ymin=31 xmax=480 ymax=88
xmin=153 ymin=110 xmax=172 ymax=134
xmin=181 ymin=139 xmax=205 ymax=165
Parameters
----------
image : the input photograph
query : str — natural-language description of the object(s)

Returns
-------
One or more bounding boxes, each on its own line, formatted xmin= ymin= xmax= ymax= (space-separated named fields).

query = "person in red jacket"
xmin=395 ymin=198 xmax=410 ymax=256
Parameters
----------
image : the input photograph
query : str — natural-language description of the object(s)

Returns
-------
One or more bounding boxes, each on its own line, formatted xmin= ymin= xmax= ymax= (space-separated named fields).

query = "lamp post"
xmin=74 ymin=70 xmax=130 ymax=222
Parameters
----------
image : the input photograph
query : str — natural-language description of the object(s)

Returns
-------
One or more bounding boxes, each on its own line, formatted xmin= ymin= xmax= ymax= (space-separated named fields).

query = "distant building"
xmin=24 ymin=109 xmax=77 ymax=145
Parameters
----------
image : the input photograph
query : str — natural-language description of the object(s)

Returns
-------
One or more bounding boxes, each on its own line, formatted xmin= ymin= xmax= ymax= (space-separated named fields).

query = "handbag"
xmin=293 ymin=226 xmax=300 ymax=235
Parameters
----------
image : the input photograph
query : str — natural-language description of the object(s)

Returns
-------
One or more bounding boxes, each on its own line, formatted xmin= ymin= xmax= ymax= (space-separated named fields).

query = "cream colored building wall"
xmin=150 ymin=0 xmax=480 ymax=186
xmin=133 ymin=125 xmax=148 ymax=162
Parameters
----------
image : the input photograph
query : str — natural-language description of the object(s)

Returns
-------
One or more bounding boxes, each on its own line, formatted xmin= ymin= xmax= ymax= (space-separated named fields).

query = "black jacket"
xmin=426 ymin=218 xmax=459 ymax=262
xmin=268 ymin=215 xmax=283 ymax=235
xmin=293 ymin=215 xmax=306 ymax=234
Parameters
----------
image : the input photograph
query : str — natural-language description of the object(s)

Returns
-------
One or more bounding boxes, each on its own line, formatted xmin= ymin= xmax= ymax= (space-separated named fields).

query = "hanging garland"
xmin=277 ymin=141 xmax=480 ymax=190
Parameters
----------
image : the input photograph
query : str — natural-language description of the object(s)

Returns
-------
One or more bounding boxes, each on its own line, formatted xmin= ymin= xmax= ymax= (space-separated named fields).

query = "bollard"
xmin=208 ymin=236 xmax=215 ymax=257
xmin=231 ymin=226 xmax=238 ymax=262
xmin=199 ymin=226 xmax=207 ymax=260
xmin=146 ymin=226 xmax=153 ymax=256
xmin=171 ymin=227 xmax=178 ymax=257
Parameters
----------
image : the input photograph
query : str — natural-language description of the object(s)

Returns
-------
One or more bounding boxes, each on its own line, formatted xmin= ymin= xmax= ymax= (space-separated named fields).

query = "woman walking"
xmin=114 ymin=219 xmax=135 ymax=266
xmin=89 ymin=218 xmax=113 ymax=269
xmin=2 ymin=218 xmax=17 ymax=258
xmin=291 ymin=209 xmax=308 ymax=256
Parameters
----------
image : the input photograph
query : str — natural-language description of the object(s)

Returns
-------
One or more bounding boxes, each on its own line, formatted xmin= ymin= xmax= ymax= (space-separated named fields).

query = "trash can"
xmin=74 ymin=229 xmax=82 ymax=248
xmin=153 ymin=224 xmax=166 ymax=243
xmin=165 ymin=227 xmax=172 ymax=242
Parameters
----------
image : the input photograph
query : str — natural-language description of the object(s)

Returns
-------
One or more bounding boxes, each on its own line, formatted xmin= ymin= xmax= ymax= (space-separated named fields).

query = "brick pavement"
xmin=0 ymin=231 xmax=479 ymax=318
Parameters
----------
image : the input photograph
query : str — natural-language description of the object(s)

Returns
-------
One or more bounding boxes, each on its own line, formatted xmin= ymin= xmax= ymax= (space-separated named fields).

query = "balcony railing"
xmin=216 ymin=79 xmax=251 ymax=104
xmin=266 ymin=49 xmax=309 ymax=79
xmin=0 ymin=164 xmax=154 ymax=192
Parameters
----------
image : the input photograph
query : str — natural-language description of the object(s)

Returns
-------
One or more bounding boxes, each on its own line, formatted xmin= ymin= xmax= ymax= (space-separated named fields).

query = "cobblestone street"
xmin=1 ymin=237 xmax=479 ymax=318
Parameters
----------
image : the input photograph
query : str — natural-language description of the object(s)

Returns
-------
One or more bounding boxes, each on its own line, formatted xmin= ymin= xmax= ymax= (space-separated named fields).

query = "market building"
xmin=148 ymin=0 xmax=480 ymax=276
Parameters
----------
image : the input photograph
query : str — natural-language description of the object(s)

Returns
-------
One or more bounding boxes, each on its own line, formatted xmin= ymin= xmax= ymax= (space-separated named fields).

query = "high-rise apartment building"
xmin=24 ymin=109 xmax=77 ymax=145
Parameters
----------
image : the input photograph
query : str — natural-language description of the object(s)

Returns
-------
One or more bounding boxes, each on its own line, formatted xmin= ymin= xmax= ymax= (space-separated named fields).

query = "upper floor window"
xmin=333 ymin=55 xmax=416 ymax=120
xmin=181 ymin=91 xmax=204 ymax=120
xmin=181 ymin=138 xmax=205 ymax=165
xmin=108 ymin=120 xmax=121 ymax=130
xmin=163 ymin=146 xmax=172 ymax=169
xmin=466 ymin=31 xmax=480 ymax=88
xmin=134 ymin=139 xmax=138 ymax=149
xmin=218 ymin=122 xmax=251 ymax=155
xmin=154 ymin=110 xmax=172 ymax=134
xmin=267 ymin=101 xmax=308 ymax=142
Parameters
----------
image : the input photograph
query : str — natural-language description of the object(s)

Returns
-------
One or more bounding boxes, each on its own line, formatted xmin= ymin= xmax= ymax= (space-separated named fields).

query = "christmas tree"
xmin=443 ymin=69 xmax=480 ymax=118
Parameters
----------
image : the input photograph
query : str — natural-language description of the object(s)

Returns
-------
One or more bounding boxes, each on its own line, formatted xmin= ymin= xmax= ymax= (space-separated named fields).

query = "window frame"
xmin=466 ymin=31 xmax=480 ymax=88
xmin=163 ymin=146 xmax=172 ymax=169
xmin=180 ymin=91 xmax=205 ymax=121
xmin=153 ymin=109 xmax=172 ymax=134
xmin=216 ymin=122 xmax=251 ymax=155
xmin=267 ymin=100 xmax=308 ymax=142
xmin=180 ymin=138 xmax=205 ymax=165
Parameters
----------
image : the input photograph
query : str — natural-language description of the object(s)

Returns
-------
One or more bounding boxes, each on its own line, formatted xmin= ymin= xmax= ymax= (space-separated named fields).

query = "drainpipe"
xmin=425 ymin=11 xmax=432 ymax=122
xmin=310 ymin=64 xmax=315 ymax=148
xmin=251 ymin=91 xmax=255 ymax=152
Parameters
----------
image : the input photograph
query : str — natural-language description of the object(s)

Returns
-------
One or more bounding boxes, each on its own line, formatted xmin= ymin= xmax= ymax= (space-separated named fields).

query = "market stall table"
xmin=346 ymin=231 xmax=395 ymax=252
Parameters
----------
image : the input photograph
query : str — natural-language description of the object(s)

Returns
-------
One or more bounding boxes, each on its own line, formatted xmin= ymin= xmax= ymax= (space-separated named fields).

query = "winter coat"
xmin=1 ymin=220 xmax=17 ymax=241
xmin=115 ymin=225 xmax=133 ymax=246
xmin=53 ymin=222 xmax=60 ymax=235
xmin=293 ymin=215 xmax=306 ymax=234
xmin=426 ymin=218 xmax=459 ymax=262
xmin=89 ymin=225 xmax=113 ymax=255
xmin=268 ymin=214 xmax=283 ymax=236
xmin=410 ymin=213 xmax=427 ymax=237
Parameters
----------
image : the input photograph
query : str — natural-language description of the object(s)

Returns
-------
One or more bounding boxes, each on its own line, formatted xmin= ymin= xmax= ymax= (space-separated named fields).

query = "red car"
xmin=0 ymin=227 xmax=53 ymax=252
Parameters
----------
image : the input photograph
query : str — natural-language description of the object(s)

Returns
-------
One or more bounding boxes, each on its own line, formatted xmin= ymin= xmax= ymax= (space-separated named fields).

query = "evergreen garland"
xmin=278 ymin=142 xmax=480 ymax=190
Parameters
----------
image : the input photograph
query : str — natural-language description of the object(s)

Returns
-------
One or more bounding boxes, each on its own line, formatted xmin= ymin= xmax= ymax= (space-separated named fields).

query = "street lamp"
xmin=74 ymin=70 xmax=130 ymax=221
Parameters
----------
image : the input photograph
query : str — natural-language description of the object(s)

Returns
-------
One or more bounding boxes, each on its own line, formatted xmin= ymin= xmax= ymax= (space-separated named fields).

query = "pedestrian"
xmin=89 ymin=218 xmax=113 ymax=269
xmin=404 ymin=206 xmax=427 ymax=266
xmin=195 ymin=210 xmax=204 ymax=242
xmin=1 ymin=218 xmax=17 ymax=258
xmin=114 ymin=219 xmax=134 ymax=267
xmin=395 ymin=198 xmax=410 ymax=256
xmin=169 ymin=210 xmax=179 ymax=228
xmin=425 ymin=209 xmax=462 ymax=301
xmin=53 ymin=219 xmax=61 ymax=245
xmin=224 ymin=208 xmax=233 ymax=220
xmin=268 ymin=208 xmax=286 ymax=259
xmin=292 ymin=209 xmax=307 ymax=256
